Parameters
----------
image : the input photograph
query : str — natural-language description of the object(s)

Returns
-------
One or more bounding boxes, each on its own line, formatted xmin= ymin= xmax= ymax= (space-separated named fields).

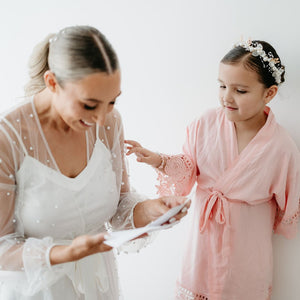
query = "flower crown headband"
xmin=234 ymin=40 xmax=284 ymax=84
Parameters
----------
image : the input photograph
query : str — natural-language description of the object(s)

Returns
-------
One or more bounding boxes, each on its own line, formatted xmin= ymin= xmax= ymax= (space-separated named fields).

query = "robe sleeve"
xmin=273 ymin=150 xmax=300 ymax=239
xmin=155 ymin=120 xmax=199 ymax=197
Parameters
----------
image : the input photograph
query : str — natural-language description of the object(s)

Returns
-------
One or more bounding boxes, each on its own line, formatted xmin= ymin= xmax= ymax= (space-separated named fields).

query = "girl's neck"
xmin=234 ymin=110 xmax=267 ymax=135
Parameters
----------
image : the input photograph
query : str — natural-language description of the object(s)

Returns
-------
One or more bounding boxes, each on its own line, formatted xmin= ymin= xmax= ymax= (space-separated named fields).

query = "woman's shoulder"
xmin=104 ymin=108 xmax=123 ymax=130
xmin=0 ymin=98 xmax=34 ymax=145
xmin=0 ymin=98 xmax=32 ymax=124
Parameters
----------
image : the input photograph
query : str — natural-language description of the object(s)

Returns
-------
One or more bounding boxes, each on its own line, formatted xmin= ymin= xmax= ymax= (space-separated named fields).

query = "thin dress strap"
xmin=85 ymin=131 xmax=89 ymax=163
xmin=96 ymin=123 xmax=100 ymax=140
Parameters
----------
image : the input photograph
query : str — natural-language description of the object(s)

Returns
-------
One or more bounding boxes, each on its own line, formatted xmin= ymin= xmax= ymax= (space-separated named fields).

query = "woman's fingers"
xmin=173 ymin=199 xmax=191 ymax=221
xmin=159 ymin=197 xmax=191 ymax=223
xmin=90 ymin=233 xmax=113 ymax=251
xmin=90 ymin=233 xmax=106 ymax=244
xmin=71 ymin=233 xmax=113 ymax=259
xmin=161 ymin=196 xmax=190 ymax=208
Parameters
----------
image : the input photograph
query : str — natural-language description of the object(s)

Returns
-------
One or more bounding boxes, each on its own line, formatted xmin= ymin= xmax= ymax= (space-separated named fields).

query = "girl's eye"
xmin=84 ymin=104 xmax=97 ymax=110
xmin=219 ymin=85 xmax=226 ymax=89
xmin=237 ymin=90 xmax=247 ymax=94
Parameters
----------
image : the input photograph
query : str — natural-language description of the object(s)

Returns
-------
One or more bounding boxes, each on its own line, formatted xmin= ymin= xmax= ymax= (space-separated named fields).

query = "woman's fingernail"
xmin=181 ymin=207 xmax=188 ymax=213
xmin=169 ymin=217 xmax=176 ymax=223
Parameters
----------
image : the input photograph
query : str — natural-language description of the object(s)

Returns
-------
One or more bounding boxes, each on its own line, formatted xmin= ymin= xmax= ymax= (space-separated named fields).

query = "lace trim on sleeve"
xmin=275 ymin=198 xmax=300 ymax=226
xmin=155 ymin=154 xmax=194 ymax=196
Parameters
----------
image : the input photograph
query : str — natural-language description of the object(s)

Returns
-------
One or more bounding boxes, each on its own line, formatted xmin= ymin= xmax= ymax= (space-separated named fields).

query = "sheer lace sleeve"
xmin=102 ymin=110 xmax=152 ymax=252
xmin=156 ymin=120 xmax=199 ymax=197
xmin=0 ymin=118 xmax=73 ymax=296
xmin=0 ymin=122 xmax=22 ymax=271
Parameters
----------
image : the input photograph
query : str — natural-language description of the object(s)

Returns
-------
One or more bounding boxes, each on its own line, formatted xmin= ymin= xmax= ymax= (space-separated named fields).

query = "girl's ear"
xmin=264 ymin=85 xmax=278 ymax=104
xmin=44 ymin=71 xmax=59 ymax=93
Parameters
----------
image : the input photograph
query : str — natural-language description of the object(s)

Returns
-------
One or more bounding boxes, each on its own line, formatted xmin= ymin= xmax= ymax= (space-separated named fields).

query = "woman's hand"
xmin=125 ymin=140 xmax=162 ymax=168
xmin=49 ymin=233 xmax=112 ymax=265
xmin=133 ymin=196 xmax=191 ymax=228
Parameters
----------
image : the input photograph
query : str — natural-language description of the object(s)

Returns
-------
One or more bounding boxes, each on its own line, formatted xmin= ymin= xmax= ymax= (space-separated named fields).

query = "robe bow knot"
xmin=199 ymin=190 xmax=230 ymax=233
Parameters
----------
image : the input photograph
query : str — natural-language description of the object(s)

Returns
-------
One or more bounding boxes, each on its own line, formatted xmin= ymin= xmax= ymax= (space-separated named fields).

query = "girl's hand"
xmin=49 ymin=233 xmax=112 ymax=265
xmin=133 ymin=196 xmax=191 ymax=228
xmin=125 ymin=140 xmax=162 ymax=168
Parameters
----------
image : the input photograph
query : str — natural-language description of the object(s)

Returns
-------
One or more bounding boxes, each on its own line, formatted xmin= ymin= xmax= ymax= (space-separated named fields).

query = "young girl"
xmin=126 ymin=40 xmax=300 ymax=300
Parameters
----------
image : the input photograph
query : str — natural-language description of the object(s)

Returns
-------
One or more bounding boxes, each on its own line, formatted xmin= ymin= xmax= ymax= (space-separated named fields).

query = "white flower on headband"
xmin=234 ymin=40 xmax=284 ymax=84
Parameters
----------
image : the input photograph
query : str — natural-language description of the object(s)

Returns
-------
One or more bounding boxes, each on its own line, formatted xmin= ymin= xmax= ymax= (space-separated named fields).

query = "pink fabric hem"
xmin=275 ymin=198 xmax=300 ymax=225
xmin=175 ymin=284 xmax=272 ymax=300
xmin=176 ymin=285 xmax=208 ymax=300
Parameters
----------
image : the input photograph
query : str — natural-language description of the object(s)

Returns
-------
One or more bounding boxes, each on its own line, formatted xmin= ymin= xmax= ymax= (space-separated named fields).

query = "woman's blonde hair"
xmin=24 ymin=25 xmax=119 ymax=96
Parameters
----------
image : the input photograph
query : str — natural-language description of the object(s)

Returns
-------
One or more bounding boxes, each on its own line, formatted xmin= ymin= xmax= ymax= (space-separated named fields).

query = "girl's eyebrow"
xmin=217 ymin=79 xmax=249 ymax=88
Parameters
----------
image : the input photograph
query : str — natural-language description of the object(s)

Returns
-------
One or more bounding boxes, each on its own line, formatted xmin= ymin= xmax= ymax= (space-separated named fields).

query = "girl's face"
xmin=50 ymin=71 xmax=121 ymax=131
xmin=218 ymin=62 xmax=273 ymax=125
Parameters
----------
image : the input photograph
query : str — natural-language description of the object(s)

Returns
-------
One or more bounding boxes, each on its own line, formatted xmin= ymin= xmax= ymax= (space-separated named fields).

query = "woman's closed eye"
xmin=83 ymin=99 xmax=116 ymax=111
xmin=84 ymin=104 xmax=97 ymax=110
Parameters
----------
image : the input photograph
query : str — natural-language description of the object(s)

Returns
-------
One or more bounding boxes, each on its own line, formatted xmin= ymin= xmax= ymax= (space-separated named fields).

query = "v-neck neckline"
xmin=21 ymin=140 xmax=102 ymax=182
xmin=30 ymin=97 xmax=97 ymax=179
xmin=230 ymin=109 xmax=271 ymax=159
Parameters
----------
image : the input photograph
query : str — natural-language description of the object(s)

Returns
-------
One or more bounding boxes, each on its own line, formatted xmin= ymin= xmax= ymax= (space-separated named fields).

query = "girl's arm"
xmin=105 ymin=111 xmax=189 ymax=231
xmin=125 ymin=140 xmax=198 ymax=197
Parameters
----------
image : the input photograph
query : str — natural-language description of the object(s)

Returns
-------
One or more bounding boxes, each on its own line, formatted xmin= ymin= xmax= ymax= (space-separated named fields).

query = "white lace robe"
xmin=0 ymin=98 xmax=146 ymax=299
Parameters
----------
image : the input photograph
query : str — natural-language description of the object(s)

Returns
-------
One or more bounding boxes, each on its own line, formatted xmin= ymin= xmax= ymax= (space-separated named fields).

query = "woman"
xmin=0 ymin=25 xmax=188 ymax=299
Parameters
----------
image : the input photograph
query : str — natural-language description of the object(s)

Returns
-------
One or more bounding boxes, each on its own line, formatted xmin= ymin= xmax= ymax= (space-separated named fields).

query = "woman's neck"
xmin=34 ymin=88 xmax=72 ymax=134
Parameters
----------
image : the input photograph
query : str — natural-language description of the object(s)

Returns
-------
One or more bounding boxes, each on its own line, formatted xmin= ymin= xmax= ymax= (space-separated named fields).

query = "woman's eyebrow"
xmin=83 ymin=91 xmax=122 ymax=103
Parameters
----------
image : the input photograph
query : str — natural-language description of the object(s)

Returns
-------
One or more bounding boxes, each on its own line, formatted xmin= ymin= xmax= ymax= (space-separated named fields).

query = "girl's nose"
xmin=223 ymin=90 xmax=234 ymax=103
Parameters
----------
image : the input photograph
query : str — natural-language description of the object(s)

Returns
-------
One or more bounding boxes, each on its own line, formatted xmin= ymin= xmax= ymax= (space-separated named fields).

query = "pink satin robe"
xmin=157 ymin=107 xmax=300 ymax=300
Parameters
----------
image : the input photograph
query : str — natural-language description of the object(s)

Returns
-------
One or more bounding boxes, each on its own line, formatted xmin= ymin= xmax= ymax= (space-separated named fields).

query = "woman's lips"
xmin=80 ymin=120 xmax=93 ymax=127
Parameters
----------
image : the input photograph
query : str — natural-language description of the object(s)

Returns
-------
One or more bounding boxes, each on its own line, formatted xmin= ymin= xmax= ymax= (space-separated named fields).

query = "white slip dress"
xmin=0 ymin=121 xmax=121 ymax=299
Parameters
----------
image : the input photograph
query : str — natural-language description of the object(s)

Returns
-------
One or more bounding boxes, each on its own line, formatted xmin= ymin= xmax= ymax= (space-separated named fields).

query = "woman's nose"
xmin=93 ymin=110 xmax=107 ymax=126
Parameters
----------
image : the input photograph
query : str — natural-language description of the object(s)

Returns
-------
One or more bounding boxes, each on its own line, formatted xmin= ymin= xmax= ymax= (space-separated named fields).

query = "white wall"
xmin=0 ymin=0 xmax=299 ymax=299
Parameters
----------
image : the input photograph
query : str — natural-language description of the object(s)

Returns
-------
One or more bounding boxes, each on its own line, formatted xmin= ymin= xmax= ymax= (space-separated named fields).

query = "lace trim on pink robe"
xmin=275 ymin=198 xmax=300 ymax=226
xmin=176 ymin=284 xmax=272 ymax=300
xmin=155 ymin=154 xmax=194 ymax=196
xmin=176 ymin=285 xmax=208 ymax=300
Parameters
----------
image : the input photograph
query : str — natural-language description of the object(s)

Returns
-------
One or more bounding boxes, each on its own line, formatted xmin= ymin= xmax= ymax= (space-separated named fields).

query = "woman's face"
xmin=52 ymin=71 xmax=121 ymax=131
xmin=218 ymin=62 xmax=270 ymax=124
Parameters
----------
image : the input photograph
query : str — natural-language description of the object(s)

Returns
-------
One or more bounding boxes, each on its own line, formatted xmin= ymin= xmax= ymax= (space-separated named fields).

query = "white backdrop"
xmin=0 ymin=0 xmax=299 ymax=299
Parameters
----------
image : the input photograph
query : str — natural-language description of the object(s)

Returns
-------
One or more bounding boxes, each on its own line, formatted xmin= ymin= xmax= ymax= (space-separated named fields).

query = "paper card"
xmin=104 ymin=200 xmax=189 ymax=248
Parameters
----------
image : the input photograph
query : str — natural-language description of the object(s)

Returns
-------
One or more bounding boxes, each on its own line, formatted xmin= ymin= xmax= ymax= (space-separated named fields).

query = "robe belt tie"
xmin=199 ymin=190 xmax=230 ymax=233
